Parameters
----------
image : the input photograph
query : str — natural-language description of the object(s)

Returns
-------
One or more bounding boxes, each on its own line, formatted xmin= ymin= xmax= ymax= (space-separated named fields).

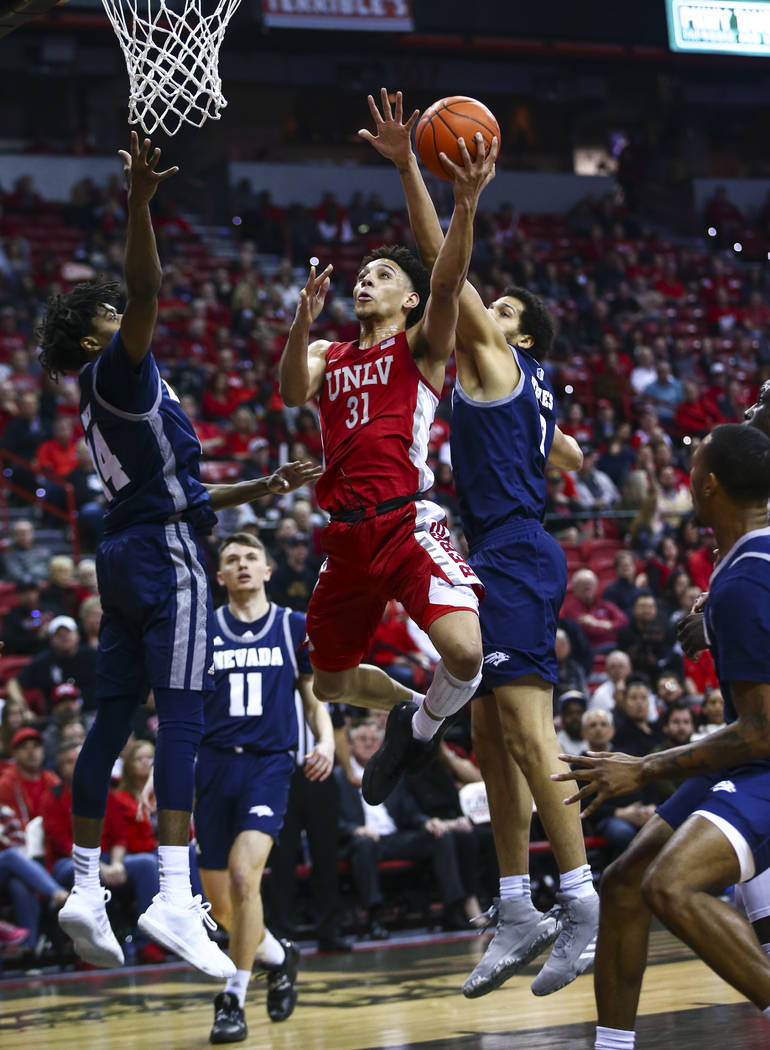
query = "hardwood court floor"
xmin=0 ymin=929 xmax=765 ymax=1050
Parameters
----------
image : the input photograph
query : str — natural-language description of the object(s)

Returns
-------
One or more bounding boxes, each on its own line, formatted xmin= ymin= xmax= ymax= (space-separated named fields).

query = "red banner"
xmin=262 ymin=0 xmax=413 ymax=31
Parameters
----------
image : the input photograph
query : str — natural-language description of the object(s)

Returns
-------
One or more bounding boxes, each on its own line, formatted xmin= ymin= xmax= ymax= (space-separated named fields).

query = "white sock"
xmin=72 ymin=845 xmax=102 ymax=900
xmin=158 ymin=845 xmax=193 ymax=904
xmin=411 ymin=660 xmax=482 ymax=741
xmin=224 ymin=968 xmax=250 ymax=1008
xmin=595 ymin=1026 xmax=635 ymax=1048
xmin=560 ymin=863 xmax=596 ymax=900
xmin=499 ymin=875 xmax=530 ymax=900
xmin=255 ymin=929 xmax=285 ymax=966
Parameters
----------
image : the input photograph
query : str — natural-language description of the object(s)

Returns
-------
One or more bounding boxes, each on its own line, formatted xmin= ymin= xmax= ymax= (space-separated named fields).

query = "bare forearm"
xmin=642 ymin=718 xmax=769 ymax=784
xmin=205 ymin=478 xmax=276 ymax=510
xmin=430 ymin=199 xmax=475 ymax=302
xmin=279 ymin=320 xmax=311 ymax=407
xmin=398 ymin=153 xmax=444 ymax=268
xmin=306 ymin=703 xmax=334 ymax=752
xmin=125 ymin=202 xmax=161 ymax=297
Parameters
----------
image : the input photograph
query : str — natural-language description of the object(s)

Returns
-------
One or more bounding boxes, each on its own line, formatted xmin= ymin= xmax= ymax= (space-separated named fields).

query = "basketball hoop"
xmin=100 ymin=0 xmax=242 ymax=136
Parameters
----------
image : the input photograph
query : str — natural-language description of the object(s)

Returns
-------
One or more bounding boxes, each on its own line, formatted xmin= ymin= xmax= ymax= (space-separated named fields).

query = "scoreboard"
xmin=667 ymin=0 xmax=770 ymax=55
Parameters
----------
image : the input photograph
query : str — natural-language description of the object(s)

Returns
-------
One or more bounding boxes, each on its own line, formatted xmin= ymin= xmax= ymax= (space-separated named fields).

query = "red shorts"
xmin=307 ymin=501 xmax=483 ymax=673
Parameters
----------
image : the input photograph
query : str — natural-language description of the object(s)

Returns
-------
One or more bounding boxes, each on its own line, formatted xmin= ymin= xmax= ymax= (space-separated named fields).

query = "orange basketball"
xmin=415 ymin=96 xmax=500 ymax=181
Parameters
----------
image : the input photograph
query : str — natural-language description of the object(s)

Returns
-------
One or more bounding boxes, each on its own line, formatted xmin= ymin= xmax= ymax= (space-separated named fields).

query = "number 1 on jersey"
xmin=228 ymin=672 xmax=263 ymax=717
xmin=538 ymin=413 xmax=547 ymax=457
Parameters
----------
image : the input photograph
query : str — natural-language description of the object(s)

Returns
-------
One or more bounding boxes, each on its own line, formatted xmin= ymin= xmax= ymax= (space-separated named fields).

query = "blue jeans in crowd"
xmin=0 ymin=847 xmax=66 ymax=947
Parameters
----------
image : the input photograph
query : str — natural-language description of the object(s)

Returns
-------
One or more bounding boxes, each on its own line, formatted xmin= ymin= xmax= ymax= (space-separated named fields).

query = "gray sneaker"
xmin=530 ymin=891 xmax=599 ymax=996
xmin=462 ymin=897 xmax=559 ymax=999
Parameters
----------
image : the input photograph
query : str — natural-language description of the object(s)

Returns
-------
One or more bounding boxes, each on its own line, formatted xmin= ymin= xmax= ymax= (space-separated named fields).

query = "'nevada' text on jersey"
xmin=204 ymin=603 xmax=312 ymax=753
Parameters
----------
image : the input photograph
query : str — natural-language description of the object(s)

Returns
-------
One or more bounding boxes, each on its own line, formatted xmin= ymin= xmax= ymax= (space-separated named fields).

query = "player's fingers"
xmin=487 ymin=135 xmax=500 ymax=165
xmin=366 ymin=93 xmax=382 ymax=125
xmin=147 ymin=146 xmax=161 ymax=169
xmin=139 ymin=137 xmax=151 ymax=162
xmin=117 ymin=150 xmax=131 ymax=165
xmin=304 ymin=265 xmax=317 ymax=291
xmin=129 ymin=129 xmax=139 ymax=157
xmin=562 ymin=783 xmax=597 ymax=806
xmin=155 ymin=166 xmax=179 ymax=182
xmin=394 ymin=90 xmax=403 ymax=123
xmin=380 ymin=86 xmax=393 ymax=120
xmin=456 ymin=137 xmax=473 ymax=168
xmin=438 ymin=152 xmax=461 ymax=177
xmin=405 ymin=108 xmax=420 ymax=132
xmin=358 ymin=128 xmax=376 ymax=143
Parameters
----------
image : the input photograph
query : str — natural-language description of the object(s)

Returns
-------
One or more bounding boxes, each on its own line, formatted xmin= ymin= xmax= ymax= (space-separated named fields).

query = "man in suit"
xmin=336 ymin=720 xmax=470 ymax=939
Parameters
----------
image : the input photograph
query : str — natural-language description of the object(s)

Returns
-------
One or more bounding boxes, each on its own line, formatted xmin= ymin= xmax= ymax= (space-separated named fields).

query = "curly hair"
xmin=38 ymin=278 xmax=121 ymax=381
xmin=359 ymin=245 xmax=430 ymax=328
xmin=502 ymin=285 xmax=555 ymax=357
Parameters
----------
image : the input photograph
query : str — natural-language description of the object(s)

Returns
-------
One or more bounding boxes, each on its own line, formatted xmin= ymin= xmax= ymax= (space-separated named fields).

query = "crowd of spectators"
xmin=0 ymin=169 xmax=758 ymax=969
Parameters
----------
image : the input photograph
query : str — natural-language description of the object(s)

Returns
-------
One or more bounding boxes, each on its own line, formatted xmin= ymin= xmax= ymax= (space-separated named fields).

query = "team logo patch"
xmin=249 ymin=804 xmax=274 ymax=817
xmin=712 ymin=780 xmax=736 ymax=794
xmin=537 ymin=367 xmax=544 ymax=380
xmin=484 ymin=652 xmax=510 ymax=667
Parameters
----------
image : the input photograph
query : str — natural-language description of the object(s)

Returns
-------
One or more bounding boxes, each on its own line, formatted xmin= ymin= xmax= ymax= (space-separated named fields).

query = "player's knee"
xmin=229 ymin=865 xmax=259 ymax=904
xmin=641 ymin=862 xmax=681 ymax=919
xmin=600 ymin=853 xmax=642 ymax=906
xmin=442 ymin=641 xmax=482 ymax=683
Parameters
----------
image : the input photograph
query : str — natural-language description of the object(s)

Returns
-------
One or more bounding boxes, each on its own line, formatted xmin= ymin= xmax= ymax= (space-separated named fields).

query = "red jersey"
xmin=316 ymin=331 xmax=440 ymax=514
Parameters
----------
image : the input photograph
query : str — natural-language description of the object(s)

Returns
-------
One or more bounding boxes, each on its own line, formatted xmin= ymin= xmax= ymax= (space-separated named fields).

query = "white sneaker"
xmin=58 ymin=887 xmax=125 ymax=968
xmin=138 ymin=894 xmax=236 ymax=979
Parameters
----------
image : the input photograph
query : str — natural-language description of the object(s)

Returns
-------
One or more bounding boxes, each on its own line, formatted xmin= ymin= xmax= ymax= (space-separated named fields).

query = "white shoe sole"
xmin=59 ymin=911 xmax=124 ymax=968
xmin=137 ymin=913 xmax=235 ymax=978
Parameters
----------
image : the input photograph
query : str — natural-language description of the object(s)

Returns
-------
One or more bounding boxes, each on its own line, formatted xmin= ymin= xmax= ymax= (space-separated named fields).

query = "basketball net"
xmin=100 ymin=0 xmax=242 ymax=136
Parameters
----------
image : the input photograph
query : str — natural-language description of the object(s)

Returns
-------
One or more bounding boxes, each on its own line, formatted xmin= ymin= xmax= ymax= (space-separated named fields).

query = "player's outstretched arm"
xmin=552 ymin=678 xmax=770 ymax=819
xmin=298 ymin=676 xmax=335 ymax=782
xmin=117 ymin=131 xmax=178 ymax=367
xmin=204 ymin=460 xmax=322 ymax=510
xmin=360 ymin=89 xmax=510 ymax=366
xmin=279 ymin=263 xmax=333 ymax=407
xmin=547 ymin=426 xmax=583 ymax=472
xmin=412 ymin=133 xmax=497 ymax=387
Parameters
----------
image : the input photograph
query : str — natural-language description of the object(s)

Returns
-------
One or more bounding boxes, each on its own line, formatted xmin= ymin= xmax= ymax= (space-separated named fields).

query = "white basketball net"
xmin=100 ymin=0 xmax=242 ymax=136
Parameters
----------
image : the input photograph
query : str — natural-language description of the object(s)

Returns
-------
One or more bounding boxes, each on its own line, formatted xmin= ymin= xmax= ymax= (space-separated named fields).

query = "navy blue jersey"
xmin=704 ymin=526 xmax=770 ymax=770
xmin=203 ymin=603 xmax=312 ymax=752
xmin=78 ymin=331 xmax=215 ymax=536
xmin=450 ymin=346 xmax=556 ymax=545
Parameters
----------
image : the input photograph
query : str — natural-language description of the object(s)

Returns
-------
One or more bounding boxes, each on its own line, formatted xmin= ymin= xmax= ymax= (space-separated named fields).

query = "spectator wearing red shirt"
xmin=673 ymin=379 xmax=725 ymax=441
xmin=706 ymin=286 xmax=742 ymax=333
xmin=743 ymin=290 xmax=770 ymax=333
xmin=371 ymin=601 xmax=431 ymax=692
xmin=111 ymin=740 xmax=158 ymax=856
xmin=202 ymin=370 xmax=240 ymax=423
xmin=0 ymin=800 xmax=68 ymax=950
xmin=0 ymin=727 xmax=60 ymax=826
xmin=36 ymin=415 xmax=78 ymax=478
xmin=42 ymin=740 xmax=164 ymax=964
xmin=179 ymin=394 xmax=225 ymax=457
xmin=561 ymin=568 xmax=629 ymax=654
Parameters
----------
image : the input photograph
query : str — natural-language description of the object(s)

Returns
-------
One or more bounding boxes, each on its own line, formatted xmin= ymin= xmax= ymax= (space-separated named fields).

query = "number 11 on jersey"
xmin=229 ymin=672 xmax=263 ymax=717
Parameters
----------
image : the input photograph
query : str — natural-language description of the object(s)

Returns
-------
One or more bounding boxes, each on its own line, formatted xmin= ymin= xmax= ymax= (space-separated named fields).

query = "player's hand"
xmin=424 ymin=817 xmax=447 ymax=837
xmin=354 ymin=825 xmax=379 ymax=841
xmin=295 ymin=263 xmax=333 ymax=328
xmin=441 ymin=132 xmax=498 ymax=204
xmin=676 ymin=611 xmax=707 ymax=660
xmin=265 ymin=460 xmax=323 ymax=494
xmin=136 ymin=769 xmax=156 ymax=821
xmin=692 ymin=591 xmax=709 ymax=614
xmin=303 ymin=741 xmax=334 ymax=782
xmin=118 ymin=130 xmax=178 ymax=207
xmin=358 ymin=88 xmax=419 ymax=169
xmin=551 ymin=751 xmax=644 ymax=820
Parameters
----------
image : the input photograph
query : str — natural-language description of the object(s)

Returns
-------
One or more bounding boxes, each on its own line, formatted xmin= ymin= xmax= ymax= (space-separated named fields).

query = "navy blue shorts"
xmin=658 ymin=764 xmax=770 ymax=881
xmin=95 ymin=521 xmax=214 ymax=698
xmin=468 ymin=519 xmax=567 ymax=694
xmin=194 ymin=745 xmax=295 ymax=869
